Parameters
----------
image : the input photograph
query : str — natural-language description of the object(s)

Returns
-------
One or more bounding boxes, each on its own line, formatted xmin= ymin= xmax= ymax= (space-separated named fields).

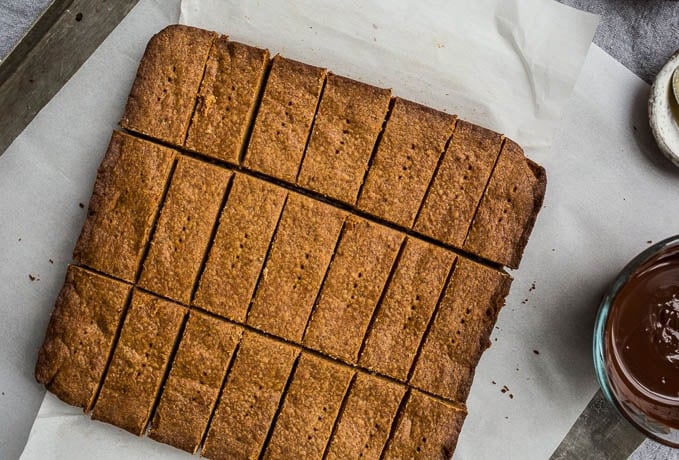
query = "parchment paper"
xmin=2 ymin=0 xmax=638 ymax=458
xmin=180 ymin=0 xmax=598 ymax=152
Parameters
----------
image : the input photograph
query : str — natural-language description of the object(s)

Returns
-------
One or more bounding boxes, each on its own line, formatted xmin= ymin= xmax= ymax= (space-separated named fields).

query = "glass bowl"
xmin=594 ymin=235 xmax=679 ymax=448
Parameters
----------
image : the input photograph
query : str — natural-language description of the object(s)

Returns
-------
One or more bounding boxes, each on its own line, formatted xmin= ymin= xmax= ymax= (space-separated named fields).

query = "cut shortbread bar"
xmin=414 ymin=120 xmax=503 ymax=247
xmin=263 ymin=353 xmax=354 ymax=459
xmin=247 ymin=193 xmax=346 ymax=342
xmin=92 ymin=290 xmax=186 ymax=435
xmin=383 ymin=390 xmax=466 ymax=460
xmin=357 ymin=98 xmax=455 ymax=228
xmin=120 ymin=25 xmax=216 ymax=145
xmin=193 ymin=173 xmax=287 ymax=321
xmin=138 ymin=156 xmax=231 ymax=303
xmin=202 ymin=332 xmax=299 ymax=459
xmin=297 ymin=74 xmax=391 ymax=204
xmin=185 ymin=37 xmax=269 ymax=163
xmin=410 ymin=258 xmax=512 ymax=401
xmin=244 ymin=56 xmax=327 ymax=182
xmin=325 ymin=372 xmax=405 ymax=460
xmin=304 ymin=215 xmax=403 ymax=363
xmin=73 ymin=131 xmax=175 ymax=282
xmin=464 ymin=139 xmax=547 ymax=268
xmin=149 ymin=311 xmax=241 ymax=453
xmin=359 ymin=237 xmax=455 ymax=380
xmin=35 ymin=266 xmax=131 ymax=411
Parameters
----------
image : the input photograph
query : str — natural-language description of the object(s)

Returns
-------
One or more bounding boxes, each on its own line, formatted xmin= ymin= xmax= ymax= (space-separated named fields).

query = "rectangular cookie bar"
xmin=73 ymin=131 xmax=176 ymax=282
xmin=35 ymin=266 xmax=131 ymax=411
xmin=357 ymin=98 xmax=455 ymax=228
xmin=120 ymin=25 xmax=216 ymax=146
xmin=410 ymin=258 xmax=512 ymax=401
xmin=193 ymin=173 xmax=287 ymax=321
xmin=383 ymin=390 xmax=466 ymax=459
xmin=359 ymin=237 xmax=455 ymax=380
xmin=414 ymin=120 xmax=503 ymax=247
xmin=325 ymin=372 xmax=405 ymax=460
xmin=247 ymin=193 xmax=346 ymax=342
xmin=263 ymin=353 xmax=354 ymax=459
xmin=185 ymin=37 xmax=269 ymax=163
xmin=304 ymin=215 xmax=403 ymax=363
xmin=148 ymin=311 xmax=242 ymax=453
xmin=202 ymin=332 xmax=299 ymax=460
xmin=463 ymin=138 xmax=547 ymax=269
xmin=243 ymin=56 xmax=327 ymax=182
xmin=297 ymin=74 xmax=391 ymax=204
xmin=92 ymin=290 xmax=186 ymax=435
xmin=138 ymin=156 xmax=231 ymax=304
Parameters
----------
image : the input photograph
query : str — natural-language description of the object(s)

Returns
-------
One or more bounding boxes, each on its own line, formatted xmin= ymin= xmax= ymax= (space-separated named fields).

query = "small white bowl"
xmin=649 ymin=50 xmax=679 ymax=166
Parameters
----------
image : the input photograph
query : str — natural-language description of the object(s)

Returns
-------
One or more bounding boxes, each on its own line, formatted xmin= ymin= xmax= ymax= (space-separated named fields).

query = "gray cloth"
xmin=558 ymin=0 xmax=679 ymax=83
xmin=0 ymin=0 xmax=53 ymax=61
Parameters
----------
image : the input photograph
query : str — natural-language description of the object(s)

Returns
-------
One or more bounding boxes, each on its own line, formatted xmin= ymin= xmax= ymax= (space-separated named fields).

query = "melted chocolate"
xmin=606 ymin=244 xmax=679 ymax=428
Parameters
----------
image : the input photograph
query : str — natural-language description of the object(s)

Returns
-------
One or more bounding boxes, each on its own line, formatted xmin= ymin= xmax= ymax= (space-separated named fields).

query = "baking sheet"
xmin=0 ymin=0 xmax=638 ymax=458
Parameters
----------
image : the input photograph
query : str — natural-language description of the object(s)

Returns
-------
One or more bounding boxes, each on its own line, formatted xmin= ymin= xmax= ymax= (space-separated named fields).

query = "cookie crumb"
xmin=79 ymin=202 xmax=85 ymax=209
xmin=75 ymin=12 xmax=83 ymax=22
xmin=647 ymin=240 xmax=653 ymax=244
xmin=49 ymin=259 xmax=54 ymax=264
xmin=509 ymin=394 xmax=514 ymax=399
xmin=28 ymin=274 xmax=39 ymax=282
xmin=533 ymin=349 xmax=540 ymax=355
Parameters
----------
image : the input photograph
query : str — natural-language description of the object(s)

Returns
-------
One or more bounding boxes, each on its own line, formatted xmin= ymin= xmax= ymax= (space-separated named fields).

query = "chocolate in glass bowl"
xmin=595 ymin=236 xmax=679 ymax=447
